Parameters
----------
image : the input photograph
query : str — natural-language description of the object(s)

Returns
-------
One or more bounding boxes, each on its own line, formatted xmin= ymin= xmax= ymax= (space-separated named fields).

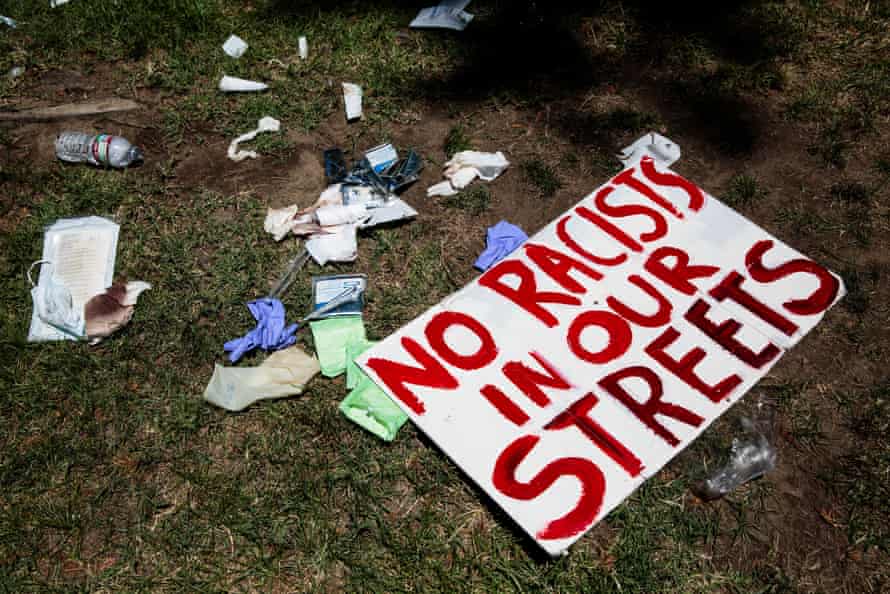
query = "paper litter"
xmin=227 ymin=116 xmax=281 ymax=162
xmin=222 ymin=35 xmax=248 ymax=58
xmin=219 ymin=75 xmax=268 ymax=93
xmin=427 ymin=150 xmax=509 ymax=197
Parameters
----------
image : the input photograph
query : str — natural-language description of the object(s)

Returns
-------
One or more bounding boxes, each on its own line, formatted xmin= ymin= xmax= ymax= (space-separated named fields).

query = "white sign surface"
xmin=357 ymin=157 xmax=844 ymax=556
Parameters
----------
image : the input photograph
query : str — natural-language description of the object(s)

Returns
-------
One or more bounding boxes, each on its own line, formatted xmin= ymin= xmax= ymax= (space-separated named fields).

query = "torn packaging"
xmin=84 ymin=281 xmax=151 ymax=342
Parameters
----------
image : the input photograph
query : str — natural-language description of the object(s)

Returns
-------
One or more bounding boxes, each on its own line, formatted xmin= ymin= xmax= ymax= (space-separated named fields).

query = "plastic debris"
xmin=342 ymin=83 xmax=363 ymax=121
xmin=8 ymin=66 xmax=24 ymax=79
xmin=204 ymin=346 xmax=320 ymax=412
xmin=365 ymin=143 xmax=399 ymax=173
xmin=268 ymin=249 xmax=311 ymax=299
xmin=340 ymin=369 xmax=408 ymax=441
xmin=219 ymin=75 xmax=268 ymax=92
xmin=222 ymin=34 xmax=248 ymax=58
xmin=324 ymin=149 xmax=347 ymax=184
xmin=474 ymin=221 xmax=528 ymax=271
xmin=224 ymin=298 xmax=298 ymax=363
xmin=298 ymin=36 xmax=308 ymax=60
xmin=312 ymin=275 xmax=366 ymax=318
xmin=56 ymin=132 xmax=144 ymax=168
xmin=428 ymin=150 xmax=509 ymax=196
xmin=28 ymin=217 xmax=120 ymax=342
xmin=1 ymin=16 xmax=16 ymax=28
xmin=618 ymin=132 xmax=681 ymax=168
xmin=227 ymin=116 xmax=281 ymax=162
xmin=84 ymin=281 xmax=151 ymax=343
xmin=345 ymin=338 xmax=376 ymax=390
xmin=693 ymin=405 xmax=777 ymax=501
xmin=410 ymin=1 xmax=474 ymax=31
xmin=310 ymin=316 xmax=367 ymax=378
xmin=50 ymin=0 xmax=72 ymax=7
xmin=28 ymin=261 xmax=85 ymax=340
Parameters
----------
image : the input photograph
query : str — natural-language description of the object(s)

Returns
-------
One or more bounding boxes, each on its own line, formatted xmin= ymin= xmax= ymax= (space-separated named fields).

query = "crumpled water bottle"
xmin=55 ymin=131 xmax=144 ymax=168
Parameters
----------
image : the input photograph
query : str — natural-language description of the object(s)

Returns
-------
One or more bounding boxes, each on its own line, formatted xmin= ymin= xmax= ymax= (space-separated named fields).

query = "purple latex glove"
xmin=474 ymin=220 xmax=528 ymax=271
xmin=224 ymin=298 xmax=299 ymax=363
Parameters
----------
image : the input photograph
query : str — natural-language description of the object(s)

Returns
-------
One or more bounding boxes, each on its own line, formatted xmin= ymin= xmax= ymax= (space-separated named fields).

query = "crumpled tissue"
xmin=228 ymin=116 xmax=280 ymax=162
xmin=204 ymin=345 xmax=320 ymax=411
xmin=224 ymin=298 xmax=298 ymax=363
xmin=427 ymin=150 xmax=509 ymax=197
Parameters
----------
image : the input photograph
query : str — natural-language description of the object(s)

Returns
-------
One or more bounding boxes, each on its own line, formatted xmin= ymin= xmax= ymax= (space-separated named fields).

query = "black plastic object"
xmin=324 ymin=148 xmax=347 ymax=184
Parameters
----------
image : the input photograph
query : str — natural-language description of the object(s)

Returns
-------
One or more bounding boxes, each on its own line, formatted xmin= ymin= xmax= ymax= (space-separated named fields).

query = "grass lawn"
xmin=1 ymin=1 xmax=888 ymax=592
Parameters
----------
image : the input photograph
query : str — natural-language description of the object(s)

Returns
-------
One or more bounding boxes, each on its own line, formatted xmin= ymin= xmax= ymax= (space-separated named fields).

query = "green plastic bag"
xmin=346 ymin=338 xmax=377 ymax=390
xmin=309 ymin=316 xmax=366 ymax=378
xmin=339 ymin=370 xmax=408 ymax=442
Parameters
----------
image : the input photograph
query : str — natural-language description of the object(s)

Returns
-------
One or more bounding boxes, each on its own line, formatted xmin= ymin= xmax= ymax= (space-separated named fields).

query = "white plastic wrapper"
xmin=298 ymin=36 xmax=309 ymax=60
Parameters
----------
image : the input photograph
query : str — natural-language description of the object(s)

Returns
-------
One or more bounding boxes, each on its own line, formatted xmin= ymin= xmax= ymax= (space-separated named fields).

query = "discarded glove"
xmin=474 ymin=220 xmax=528 ymax=271
xmin=204 ymin=345 xmax=320 ymax=411
xmin=224 ymin=298 xmax=298 ymax=363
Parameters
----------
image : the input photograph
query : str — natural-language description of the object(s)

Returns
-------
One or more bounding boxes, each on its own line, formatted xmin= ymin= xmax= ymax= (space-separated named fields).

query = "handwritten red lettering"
xmin=493 ymin=434 xmax=605 ymax=540
xmin=545 ymin=393 xmax=643 ymax=477
xmin=524 ymin=242 xmax=603 ymax=293
xmin=644 ymin=246 xmax=720 ymax=296
xmin=745 ymin=240 xmax=841 ymax=316
xmin=479 ymin=259 xmax=580 ymax=327
xmin=645 ymin=327 xmax=743 ymax=402
xmin=710 ymin=271 xmax=799 ymax=336
xmin=598 ymin=365 xmax=704 ymax=447
xmin=613 ymin=168 xmax=683 ymax=219
xmin=557 ymin=215 xmax=627 ymax=267
xmin=685 ymin=299 xmax=781 ymax=368
xmin=425 ymin=311 xmax=498 ymax=370
xmin=480 ymin=385 xmax=530 ymax=425
xmin=606 ymin=274 xmax=672 ymax=327
xmin=568 ymin=310 xmax=633 ymax=365
xmin=366 ymin=337 xmax=459 ymax=415
xmin=503 ymin=352 xmax=571 ymax=408
xmin=638 ymin=156 xmax=705 ymax=212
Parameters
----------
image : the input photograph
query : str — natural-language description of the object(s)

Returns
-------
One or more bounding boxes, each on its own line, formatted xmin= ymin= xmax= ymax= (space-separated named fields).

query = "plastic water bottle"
xmin=55 ymin=132 xmax=144 ymax=168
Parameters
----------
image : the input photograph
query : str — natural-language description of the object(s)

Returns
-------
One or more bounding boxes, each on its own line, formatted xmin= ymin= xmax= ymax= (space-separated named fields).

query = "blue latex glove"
xmin=224 ymin=298 xmax=298 ymax=363
xmin=474 ymin=220 xmax=528 ymax=271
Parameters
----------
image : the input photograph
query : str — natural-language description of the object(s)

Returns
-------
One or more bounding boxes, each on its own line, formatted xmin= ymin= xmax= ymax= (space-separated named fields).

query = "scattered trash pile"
xmin=11 ymin=1 xmax=770 ymax=490
xmin=265 ymin=143 xmax=422 ymax=266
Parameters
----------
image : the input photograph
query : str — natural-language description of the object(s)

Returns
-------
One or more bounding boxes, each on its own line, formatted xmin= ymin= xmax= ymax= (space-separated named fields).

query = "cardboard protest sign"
xmin=357 ymin=157 xmax=844 ymax=556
